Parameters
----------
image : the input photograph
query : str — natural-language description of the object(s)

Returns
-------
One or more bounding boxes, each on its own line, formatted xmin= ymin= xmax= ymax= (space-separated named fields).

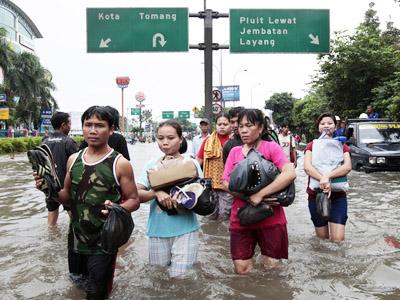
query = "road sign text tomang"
xmin=230 ymin=9 xmax=329 ymax=53
xmin=87 ymin=8 xmax=188 ymax=52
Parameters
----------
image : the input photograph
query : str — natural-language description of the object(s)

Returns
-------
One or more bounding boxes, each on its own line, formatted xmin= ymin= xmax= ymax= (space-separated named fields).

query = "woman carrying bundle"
xmin=197 ymin=113 xmax=233 ymax=220
xmin=136 ymin=120 xmax=203 ymax=278
xmin=303 ymin=112 xmax=352 ymax=242
xmin=222 ymin=109 xmax=296 ymax=274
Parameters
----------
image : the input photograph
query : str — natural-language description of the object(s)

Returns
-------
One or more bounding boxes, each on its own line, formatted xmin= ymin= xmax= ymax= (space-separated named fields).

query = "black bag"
xmin=158 ymin=177 xmax=218 ymax=216
xmin=189 ymin=178 xmax=218 ymax=216
xmin=315 ymin=188 xmax=330 ymax=220
xmin=274 ymin=182 xmax=296 ymax=207
xmin=229 ymin=148 xmax=278 ymax=195
xmin=101 ymin=203 xmax=134 ymax=254
xmin=229 ymin=148 xmax=296 ymax=207
xmin=237 ymin=202 xmax=274 ymax=226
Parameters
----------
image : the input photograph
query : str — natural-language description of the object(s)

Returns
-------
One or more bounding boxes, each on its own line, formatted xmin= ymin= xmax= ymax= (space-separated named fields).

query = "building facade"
xmin=0 ymin=0 xmax=42 ymax=53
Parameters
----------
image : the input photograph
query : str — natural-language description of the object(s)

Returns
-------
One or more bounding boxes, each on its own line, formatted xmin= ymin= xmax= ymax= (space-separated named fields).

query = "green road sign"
xmin=131 ymin=108 xmax=141 ymax=116
xmin=230 ymin=9 xmax=329 ymax=53
xmin=178 ymin=111 xmax=190 ymax=119
xmin=87 ymin=7 xmax=188 ymax=52
xmin=162 ymin=111 xmax=174 ymax=119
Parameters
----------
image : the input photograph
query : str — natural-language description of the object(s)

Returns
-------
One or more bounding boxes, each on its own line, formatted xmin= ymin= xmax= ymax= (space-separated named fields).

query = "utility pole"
xmin=190 ymin=7 xmax=228 ymax=123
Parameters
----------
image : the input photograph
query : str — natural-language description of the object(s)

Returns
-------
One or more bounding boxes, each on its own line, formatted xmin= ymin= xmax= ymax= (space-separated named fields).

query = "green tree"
xmin=264 ymin=92 xmax=297 ymax=126
xmin=7 ymin=52 xmax=56 ymax=128
xmin=0 ymin=28 xmax=13 ymax=76
xmin=313 ymin=2 xmax=400 ymax=119
xmin=293 ymin=90 xmax=328 ymax=140
xmin=142 ymin=109 xmax=153 ymax=124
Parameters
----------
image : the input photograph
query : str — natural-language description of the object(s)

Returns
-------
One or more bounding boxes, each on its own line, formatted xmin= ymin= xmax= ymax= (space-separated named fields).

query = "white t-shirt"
xmin=191 ymin=134 xmax=208 ymax=158
xmin=278 ymin=133 xmax=294 ymax=161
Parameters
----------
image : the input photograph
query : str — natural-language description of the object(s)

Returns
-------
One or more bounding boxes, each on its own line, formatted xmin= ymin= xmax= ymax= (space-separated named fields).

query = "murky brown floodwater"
xmin=0 ymin=143 xmax=399 ymax=299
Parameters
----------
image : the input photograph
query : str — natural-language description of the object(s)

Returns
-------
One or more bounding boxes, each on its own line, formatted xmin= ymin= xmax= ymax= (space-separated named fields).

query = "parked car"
xmin=345 ymin=119 xmax=400 ymax=172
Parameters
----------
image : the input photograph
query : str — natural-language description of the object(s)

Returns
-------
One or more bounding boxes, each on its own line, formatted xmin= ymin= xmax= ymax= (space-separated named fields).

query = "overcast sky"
xmin=11 ymin=0 xmax=400 ymax=122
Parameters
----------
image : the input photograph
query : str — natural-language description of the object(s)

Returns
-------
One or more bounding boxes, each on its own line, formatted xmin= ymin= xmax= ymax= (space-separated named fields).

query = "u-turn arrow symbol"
xmin=152 ymin=33 xmax=167 ymax=48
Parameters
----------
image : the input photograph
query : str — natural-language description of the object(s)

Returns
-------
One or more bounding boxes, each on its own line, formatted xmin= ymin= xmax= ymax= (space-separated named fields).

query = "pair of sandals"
xmin=27 ymin=144 xmax=61 ymax=203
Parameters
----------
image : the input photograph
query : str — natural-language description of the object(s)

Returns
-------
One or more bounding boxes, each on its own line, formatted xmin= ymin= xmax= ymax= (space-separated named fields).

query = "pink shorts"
xmin=230 ymin=224 xmax=288 ymax=260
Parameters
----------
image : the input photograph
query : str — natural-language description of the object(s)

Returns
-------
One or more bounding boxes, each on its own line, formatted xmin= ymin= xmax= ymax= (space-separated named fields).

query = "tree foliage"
xmin=292 ymin=91 xmax=328 ymax=140
xmin=264 ymin=92 xmax=297 ymax=126
xmin=313 ymin=2 xmax=400 ymax=119
xmin=0 ymin=30 xmax=56 ymax=128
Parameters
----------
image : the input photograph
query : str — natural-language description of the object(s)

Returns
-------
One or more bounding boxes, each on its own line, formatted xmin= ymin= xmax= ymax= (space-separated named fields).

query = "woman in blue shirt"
xmin=136 ymin=120 xmax=202 ymax=278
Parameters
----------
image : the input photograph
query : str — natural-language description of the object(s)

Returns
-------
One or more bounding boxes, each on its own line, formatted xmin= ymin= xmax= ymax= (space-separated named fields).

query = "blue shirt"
xmin=335 ymin=127 xmax=345 ymax=137
xmin=137 ymin=156 xmax=202 ymax=238
xmin=368 ymin=112 xmax=379 ymax=119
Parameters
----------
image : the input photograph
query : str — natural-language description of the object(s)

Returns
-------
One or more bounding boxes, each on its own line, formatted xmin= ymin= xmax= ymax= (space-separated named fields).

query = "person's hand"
xmin=33 ymin=171 xmax=44 ymax=190
xmin=155 ymin=190 xmax=174 ymax=209
xmin=319 ymin=175 xmax=331 ymax=197
xmin=262 ymin=197 xmax=280 ymax=206
xmin=249 ymin=192 xmax=264 ymax=206
xmin=101 ymin=200 xmax=114 ymax=216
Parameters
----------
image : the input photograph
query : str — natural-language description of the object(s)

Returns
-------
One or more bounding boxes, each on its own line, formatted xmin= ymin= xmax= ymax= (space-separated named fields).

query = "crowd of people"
xmin=29 ymin=103 xmax=399 ymax=299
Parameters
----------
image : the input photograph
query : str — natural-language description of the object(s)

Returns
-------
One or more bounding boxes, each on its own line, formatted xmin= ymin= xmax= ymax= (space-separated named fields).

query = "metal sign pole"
xmin=121 ymin=87 xmax=125 ymax=133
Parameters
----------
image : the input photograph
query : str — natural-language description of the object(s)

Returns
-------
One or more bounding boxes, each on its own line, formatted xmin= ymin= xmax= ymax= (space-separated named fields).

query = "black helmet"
xmin=101 ymin=203 xmax=134 ymax=254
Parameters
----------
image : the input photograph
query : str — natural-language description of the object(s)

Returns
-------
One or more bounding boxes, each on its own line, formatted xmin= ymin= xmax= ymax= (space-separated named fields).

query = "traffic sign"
xmin=178 ymin=111 xmax=190 ymax=119
xmin=162 ymin=111 xmax=174 ymax=119
xmin=131 ymin=108 xmax=141 ymax=116
xmin=0 ymin=93 xmax=6 ymax=102
xmin=216 ymin=85 xmax=240 ymax=102
xmin=135 ymin=91 xmax=146 ymax=102
xmin=230 ymin=9 xmax=329 ymax=53
xmin=87 ymin=8 xmax=189 ymax=52
xmin=136 ymin=104 xmax=145 ymax=108
xmin=212 ymin=89 xmax=222 ymax=102
xmin=212 ymin=103 xmax=223 ymax=115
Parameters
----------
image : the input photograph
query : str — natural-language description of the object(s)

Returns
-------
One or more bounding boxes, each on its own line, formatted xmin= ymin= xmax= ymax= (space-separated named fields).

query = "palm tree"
xmin=7 ymin=52 xmax=57 ymax=128
xmin=0 ymin=28 xmax=13 ymax=76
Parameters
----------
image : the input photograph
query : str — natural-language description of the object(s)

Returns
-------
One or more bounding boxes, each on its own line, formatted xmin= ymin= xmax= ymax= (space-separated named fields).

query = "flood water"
xmin=0 ymin=143 xmax=399 ymax=299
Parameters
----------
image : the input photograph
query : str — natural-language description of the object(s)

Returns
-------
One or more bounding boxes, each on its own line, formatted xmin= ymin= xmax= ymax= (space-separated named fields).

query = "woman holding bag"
xmin=197 ymin=113 xmax=233 ymax=220
xmin=222 ymin=109 xmax=296 ymax=274
xmin=136 ymin=120 xmax=203 ymax=278
xmin=304 ymin=112 xmax=352 ymax=242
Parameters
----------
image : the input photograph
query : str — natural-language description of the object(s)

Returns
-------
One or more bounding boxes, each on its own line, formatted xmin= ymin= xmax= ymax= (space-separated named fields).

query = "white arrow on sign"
xmin=308 ymin=34 xmax=320 ymax=45
xmin=152 ymin=33 xmax=167 ymax=48
xmin=99 ymin=38 xmax=111 ymax=48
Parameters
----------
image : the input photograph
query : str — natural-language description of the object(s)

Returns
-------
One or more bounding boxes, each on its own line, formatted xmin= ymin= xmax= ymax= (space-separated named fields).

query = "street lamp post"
xmin=233 ymin=69 xmax=247 ymax=106
xmin=250 ymin=83 xmax=261 ymax=108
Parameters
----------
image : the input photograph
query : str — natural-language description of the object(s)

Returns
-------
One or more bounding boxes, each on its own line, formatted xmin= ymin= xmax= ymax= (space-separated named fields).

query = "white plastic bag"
xmin=309 ymin=136 xmax=349 ymax=192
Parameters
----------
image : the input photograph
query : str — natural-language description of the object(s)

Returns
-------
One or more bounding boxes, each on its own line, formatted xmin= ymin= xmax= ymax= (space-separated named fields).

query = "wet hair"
xmin=228 ymin=106 xmax=245 ymax=119
xmin=51 ymin=111 xmax=70 ymax=130
xmin=81 ymin=106 xmax=114 ymax=128
xmin=105 ymin=106 xmax=120 ymax=130
xmin=215 ymin=112 xmax=230 ymax=122
xmin=316 ymin=112 xmax=337 ymax=129
xmin=238 ymin=109 xmax=264 ymax=128
xmin=156 ymin=119 xmax=187 ymax=154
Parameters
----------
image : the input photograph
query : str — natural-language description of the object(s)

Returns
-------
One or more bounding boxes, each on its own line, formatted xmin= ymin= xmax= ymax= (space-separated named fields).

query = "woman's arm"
xmin=303 ymin=149 xmax=323 ymax=180
xmin=319 ymin=152 xmax=352 ymax=188
xmin=136 ymin=183 xmax=156 ymax=203
xmin=249 ymin=163 xmax=296 ymax=206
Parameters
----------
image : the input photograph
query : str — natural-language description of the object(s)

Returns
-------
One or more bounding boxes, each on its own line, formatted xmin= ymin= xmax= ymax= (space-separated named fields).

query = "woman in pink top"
xmin=222 ymin=109 xmax=296 ymax=274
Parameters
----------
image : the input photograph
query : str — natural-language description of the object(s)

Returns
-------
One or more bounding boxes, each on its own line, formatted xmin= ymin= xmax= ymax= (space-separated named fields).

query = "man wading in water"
xmin=34 ymin=106 xmax=140 ymax=299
